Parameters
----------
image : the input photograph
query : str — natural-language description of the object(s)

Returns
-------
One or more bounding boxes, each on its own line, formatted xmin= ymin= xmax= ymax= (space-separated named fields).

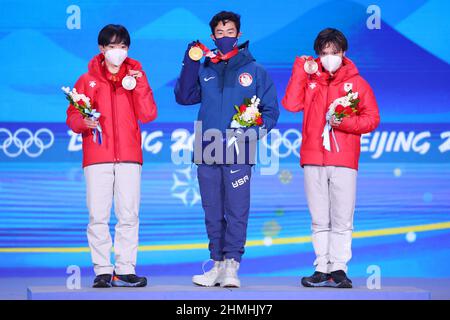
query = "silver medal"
xmin=122 ymin=75 xmax=137 ymax=90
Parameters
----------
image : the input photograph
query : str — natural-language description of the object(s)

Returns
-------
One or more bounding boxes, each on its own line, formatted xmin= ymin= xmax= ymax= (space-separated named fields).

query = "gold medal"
xmin=304 ymin=59 xmax=319 ymax=75
xmin=188 ymin=46 xmax=203 ymax=61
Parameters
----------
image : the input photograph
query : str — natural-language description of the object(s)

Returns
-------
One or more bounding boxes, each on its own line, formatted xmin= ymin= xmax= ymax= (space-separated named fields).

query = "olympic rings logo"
xmin=0 ymin=128 xmax=54 ymax=158
xmin=261 ymin=129 xmax=302 ymax=158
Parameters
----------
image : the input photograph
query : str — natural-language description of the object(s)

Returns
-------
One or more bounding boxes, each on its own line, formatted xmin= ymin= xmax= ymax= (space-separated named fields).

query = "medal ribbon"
xmin=194 ymin=41 xmax=239 ymax=64
xmin=322 ymin=121 xmax=340 ymax=152
xmin=227 ymin=120 xmax=244 ymax=155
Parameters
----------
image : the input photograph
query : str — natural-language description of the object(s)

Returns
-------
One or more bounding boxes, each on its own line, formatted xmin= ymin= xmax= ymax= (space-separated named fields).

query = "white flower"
xmin=240 ymin=112 xmax=252 ymax=122
xmin=237 ymin=96 xmax=262 ymax=125
xmin=326 ymin=103 xmax=336 ymax=120
xmin=71 ymin=93 xmax=80 ymax=102
xmin=248 ymin=106 xmax=261 ymax=122
xmin=71 ymin=93 xmax=79 ymax=101
xmin=69 ymin=91 xmax=91 ymax=108
xmin=250 ymin=95 xmax=260 ymax=108
xmin=61 ymin=86 xmax=70 ymax=94
xmin=345 ymin=91 xmax=358 ymax=102
xmin=334 ymin=97 xmax=350 ymax=107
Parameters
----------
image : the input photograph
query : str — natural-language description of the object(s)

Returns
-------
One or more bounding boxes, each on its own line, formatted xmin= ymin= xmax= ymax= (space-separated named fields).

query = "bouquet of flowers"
xmin=62 ymin=86 xmax=102 ymax=145
xmin=322 ymin=90 xmax=359 ymax=152
xmin=329 ymin=90 xmax=359 ymax=120
xmin=227 ymin=96 xmax=263 ymax=154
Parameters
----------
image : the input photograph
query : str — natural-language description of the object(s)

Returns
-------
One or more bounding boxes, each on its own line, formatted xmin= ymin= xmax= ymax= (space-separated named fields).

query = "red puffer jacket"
xmin=66 ymin=54 xmax=157 ymax=168
xmin=282 ymin=57 xmax=380 ymax=170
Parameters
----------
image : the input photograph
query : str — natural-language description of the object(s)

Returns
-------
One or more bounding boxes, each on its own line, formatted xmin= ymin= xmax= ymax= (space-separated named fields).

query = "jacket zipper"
xmin=323 ymin=81 xmax=330 ymax=166
xmin=220 ymin=61 xmax=228 ymax=116
xmin=110 ymin=83 xmax=120 ymax=162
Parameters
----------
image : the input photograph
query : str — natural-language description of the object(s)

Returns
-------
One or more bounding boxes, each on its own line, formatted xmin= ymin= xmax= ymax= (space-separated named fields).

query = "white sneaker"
xmin=192 ymin=260 xmax=224 ymax=287
xmin=221 ymin=258 xmax=241 ymax=288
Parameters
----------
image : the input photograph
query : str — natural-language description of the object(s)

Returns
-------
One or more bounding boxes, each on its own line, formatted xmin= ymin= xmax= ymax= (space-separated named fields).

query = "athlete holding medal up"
xmin=175 ymin=11 xmax=279 ymax=288
xmin=282 ymin=28 xmax=380 ymax=288
xmin=66 ymin=24 xmax=157 ymax=288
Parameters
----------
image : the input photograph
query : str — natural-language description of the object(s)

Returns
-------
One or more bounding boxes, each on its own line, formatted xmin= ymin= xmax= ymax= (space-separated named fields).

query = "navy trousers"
xmin=197 ymin=163 xmax=252 ymax=262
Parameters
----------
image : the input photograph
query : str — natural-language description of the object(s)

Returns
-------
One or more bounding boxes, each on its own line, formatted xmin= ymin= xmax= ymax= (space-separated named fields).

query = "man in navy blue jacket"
xmin=174 ymin=11 xmax=279 ymax=288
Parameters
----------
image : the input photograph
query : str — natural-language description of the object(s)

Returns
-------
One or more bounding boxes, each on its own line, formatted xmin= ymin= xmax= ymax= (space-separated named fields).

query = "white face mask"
xmin=104 ymin=48 xmax=128 ymax=66
xmin=320 ymin=54 xmax=342 ymax=73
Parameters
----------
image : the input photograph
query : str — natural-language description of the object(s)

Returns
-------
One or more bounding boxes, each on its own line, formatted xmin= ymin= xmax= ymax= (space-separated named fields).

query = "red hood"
xmin=312 ymin=56 xmax=359 ymax=85
xmin=87 ymin=53 xmax=143 ymax=79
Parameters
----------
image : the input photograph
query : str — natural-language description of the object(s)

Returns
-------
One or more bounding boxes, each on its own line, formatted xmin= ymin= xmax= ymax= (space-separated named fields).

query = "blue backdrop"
xmin=0 ymin=0 xmax=449 ymax=279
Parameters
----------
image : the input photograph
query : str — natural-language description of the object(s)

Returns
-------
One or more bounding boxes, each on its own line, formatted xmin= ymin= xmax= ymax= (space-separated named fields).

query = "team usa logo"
xmin=238 ymin=72 xmax=253 ymax=87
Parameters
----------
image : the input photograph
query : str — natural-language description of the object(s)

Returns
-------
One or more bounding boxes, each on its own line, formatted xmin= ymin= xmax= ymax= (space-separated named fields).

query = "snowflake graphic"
xmin=278 ymin=169 xmax=293 ymax=184
xmin=171 ymin=166 xmax=201 ymax=206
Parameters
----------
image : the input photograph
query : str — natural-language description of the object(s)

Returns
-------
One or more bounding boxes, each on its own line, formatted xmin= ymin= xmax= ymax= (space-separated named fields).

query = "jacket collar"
xmin=87 ymin=53 xmax=142 ymax=81
xmin=205 ymin=40 xmax=255 ymax=71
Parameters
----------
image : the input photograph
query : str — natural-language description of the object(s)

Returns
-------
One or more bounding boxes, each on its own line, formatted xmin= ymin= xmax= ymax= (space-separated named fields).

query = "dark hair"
xmin=209 ymin=11 xmax=241 ymax=34
xmin=98 ymin=24 xmax=131 ymax=47
xmin=313 ymin=28 xmax=348 ymax=55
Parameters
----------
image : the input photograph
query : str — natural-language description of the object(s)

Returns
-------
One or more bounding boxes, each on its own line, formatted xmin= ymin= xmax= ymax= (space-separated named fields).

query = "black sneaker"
xmin=330 ymin=270 xmax=353 ymax=288
xmin=111 ymin=273 xmax=147 ymax=287
xmin=301 ymin=271 xmax=332 ymax=287
xmin=93 ymin=274 xmax=112 ymax=288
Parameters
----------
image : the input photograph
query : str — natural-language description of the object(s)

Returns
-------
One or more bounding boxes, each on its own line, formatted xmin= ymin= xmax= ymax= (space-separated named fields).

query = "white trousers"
xmin=304 ymin=165 xmax=357 ymax=274
xmin=84 ymin=163 xmax=141 ymax=275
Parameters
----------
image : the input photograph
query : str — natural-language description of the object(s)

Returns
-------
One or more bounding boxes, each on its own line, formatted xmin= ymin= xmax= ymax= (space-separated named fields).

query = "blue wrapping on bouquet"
xmin=84 ymin=108 xmax=102 ymax=145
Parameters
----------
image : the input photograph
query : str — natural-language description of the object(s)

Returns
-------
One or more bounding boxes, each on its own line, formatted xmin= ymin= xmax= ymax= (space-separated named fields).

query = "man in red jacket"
xmin=282 ymin=28 xmax=380 ymax=288
xmin=66 ymin=24 xmax=157 ymax=288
